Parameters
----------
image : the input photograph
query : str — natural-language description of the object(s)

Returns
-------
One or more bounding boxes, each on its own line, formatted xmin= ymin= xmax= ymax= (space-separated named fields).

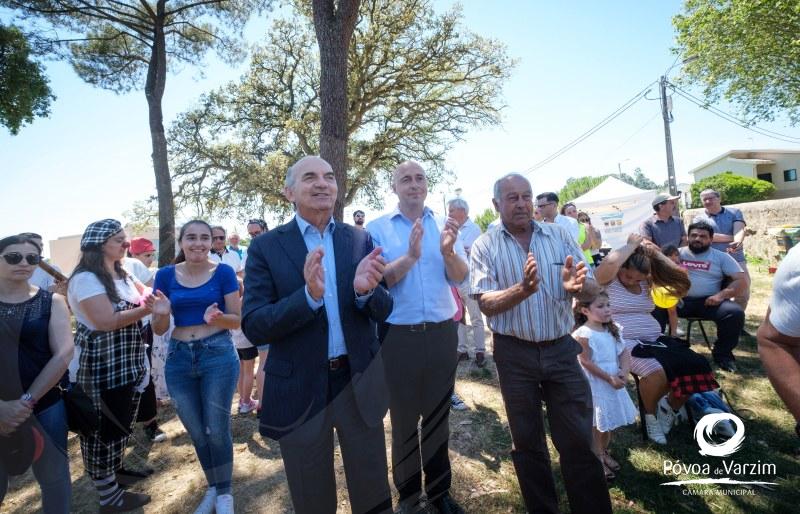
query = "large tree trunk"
xmin=146 ymin=1 xmax=175 ymax=266
xmin=312 ymin=0 xmax=360 ymax=222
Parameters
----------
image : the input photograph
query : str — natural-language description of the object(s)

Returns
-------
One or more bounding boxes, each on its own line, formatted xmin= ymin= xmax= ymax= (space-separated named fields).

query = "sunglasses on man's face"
xmin=2 ymin=253 xmax=41 ymax=266
xmin=212 ymin=236 xmax=226 ymax=241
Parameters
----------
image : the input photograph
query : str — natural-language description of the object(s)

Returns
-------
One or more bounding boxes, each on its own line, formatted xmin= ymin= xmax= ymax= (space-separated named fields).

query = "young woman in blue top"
xmin=151 ymin=220 xmax=241 ymax=514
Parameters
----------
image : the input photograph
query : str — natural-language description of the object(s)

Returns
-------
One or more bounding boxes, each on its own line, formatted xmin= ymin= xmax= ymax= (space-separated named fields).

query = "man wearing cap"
xmin=639 ymin=193 xmax=687 ymax=249
xmin=692 ymin=188 xmax=750 ymax=311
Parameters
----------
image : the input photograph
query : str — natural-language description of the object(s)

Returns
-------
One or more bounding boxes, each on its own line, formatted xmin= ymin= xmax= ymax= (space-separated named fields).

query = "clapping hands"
xmin=204 ymin=303 xmax=224 ymax=325
xmin=354 ymin=247 xmax=386 ymax=294
xmin=303 ymin=247 xmax=326 ymax=302
xmin=561 ymin=255 xmax=589 ymax=294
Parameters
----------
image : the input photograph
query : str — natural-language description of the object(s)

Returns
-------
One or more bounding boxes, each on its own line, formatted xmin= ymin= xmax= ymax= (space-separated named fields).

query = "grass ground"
xmin=4 ymin=265 xmax=798 ymax=513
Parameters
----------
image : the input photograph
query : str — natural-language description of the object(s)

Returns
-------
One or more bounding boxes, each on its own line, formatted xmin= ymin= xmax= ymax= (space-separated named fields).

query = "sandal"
xmin=603 ymin=450 xmax=620 ymax=471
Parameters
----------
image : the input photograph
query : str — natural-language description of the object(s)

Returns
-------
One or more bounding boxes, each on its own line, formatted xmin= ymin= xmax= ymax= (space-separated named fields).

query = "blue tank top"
xmin=153 ymin=264 xmax=239 ymax=327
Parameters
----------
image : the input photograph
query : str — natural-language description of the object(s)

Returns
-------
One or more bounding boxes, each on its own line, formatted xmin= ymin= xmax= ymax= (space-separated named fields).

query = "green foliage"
xmin=690 ymin=171 xmax=775 ymax=208
xmin=1 ymin=1 xmax=265 ymax=94
xmin=122 ymin=199 xmax=158 ymax=234
xmin=0 ymin=24 xmax=54 ymax=134
xmin=168 ymin=0 xmax=514 ymax=218
xmin=557 ymin=176 xmax=606 ymax=203
xmin=674 ymin=0 xmax=800 ymax=125
xmin=617 ymin=167 xmax=664 ymax=191
xmin=473 ymin=207 xmax=497 ymax=232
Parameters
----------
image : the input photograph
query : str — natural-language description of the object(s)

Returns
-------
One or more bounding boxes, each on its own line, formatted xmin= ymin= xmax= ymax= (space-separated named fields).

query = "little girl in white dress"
xmin=572 ymin=289 xmax=637 ymax=480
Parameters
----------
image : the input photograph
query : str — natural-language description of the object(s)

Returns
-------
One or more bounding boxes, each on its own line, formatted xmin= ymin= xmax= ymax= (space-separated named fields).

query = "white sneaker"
xmin=216 ymin=493 xmax=234 ymax=514
xmin=645 ymin=414 xmax=667 ymax=445
xmin=238 ymin=400 xmax=257 ymax=414
xmin=657 ymin=396 xmax=676 ymax=435
xmin=193 ymin=487 xmax=216 ymax=514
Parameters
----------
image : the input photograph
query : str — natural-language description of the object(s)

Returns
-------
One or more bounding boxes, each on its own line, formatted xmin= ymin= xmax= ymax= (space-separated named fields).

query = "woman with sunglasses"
xmin=68 ymin=219 xmax=155 ymax=512
xmin=0 ymin=235 xmax=73 ymax=513
xmin=151 ymin=220 xmax=241 ymax=514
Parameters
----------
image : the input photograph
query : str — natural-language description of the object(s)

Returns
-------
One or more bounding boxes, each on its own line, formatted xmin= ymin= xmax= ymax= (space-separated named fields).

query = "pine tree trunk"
xmin=313 ymin=0 xmax=360 ymax=222
xmin=146 ymin=1 xmax=175 ymax=266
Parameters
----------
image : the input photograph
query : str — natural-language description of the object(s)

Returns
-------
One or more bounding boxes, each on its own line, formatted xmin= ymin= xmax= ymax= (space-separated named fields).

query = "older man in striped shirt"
xmin=470 ymin=173 xmax=611 ymax=514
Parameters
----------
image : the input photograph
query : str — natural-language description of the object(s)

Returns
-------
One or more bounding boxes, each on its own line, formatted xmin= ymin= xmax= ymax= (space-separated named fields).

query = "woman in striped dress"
xmin=595 ymin=233 xmax=718 ymax=445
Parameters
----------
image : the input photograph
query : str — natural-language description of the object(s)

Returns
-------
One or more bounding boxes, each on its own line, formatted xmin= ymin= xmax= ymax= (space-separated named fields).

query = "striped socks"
xmin=94 ymin=474 xmax=123 ymax=507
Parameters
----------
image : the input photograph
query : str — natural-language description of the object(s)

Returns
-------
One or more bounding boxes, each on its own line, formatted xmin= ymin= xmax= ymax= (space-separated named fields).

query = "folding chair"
xmin=684 ymin=317 xmax=712 ymax=351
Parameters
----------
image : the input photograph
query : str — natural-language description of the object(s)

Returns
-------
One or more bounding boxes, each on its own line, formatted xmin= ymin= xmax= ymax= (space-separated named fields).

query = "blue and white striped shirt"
xmin=470 ymin=220 xmax=592 ymax=343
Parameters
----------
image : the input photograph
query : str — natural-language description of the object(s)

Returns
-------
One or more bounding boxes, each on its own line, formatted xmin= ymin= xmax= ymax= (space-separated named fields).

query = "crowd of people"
xmin=0 ymin=157 xmax=797 ymax=514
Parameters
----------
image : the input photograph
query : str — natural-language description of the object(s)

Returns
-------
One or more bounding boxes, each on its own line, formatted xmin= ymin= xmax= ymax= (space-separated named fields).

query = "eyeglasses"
xmin=536 ymin=202 xmax=555 ymax=209
xmin=212 ymin=236 xmax=226 ymax=241
xmin=1 ymin=253 xmax=41 ymax=266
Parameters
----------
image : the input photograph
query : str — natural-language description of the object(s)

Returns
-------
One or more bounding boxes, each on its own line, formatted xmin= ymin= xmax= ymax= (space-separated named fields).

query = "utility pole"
xmin=660 ymin=76 xmax=678 ymax=196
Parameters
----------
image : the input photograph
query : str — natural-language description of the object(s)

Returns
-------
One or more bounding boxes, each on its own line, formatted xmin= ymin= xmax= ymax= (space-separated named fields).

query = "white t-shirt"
xmin=122 ymin=258 xmax=154 ymax=285
xmin=68 ymin=271 xmax=142 ymax=330
xmin=210 ymin=250 xmax=243 ymax=272
xmin=30 ymin=262 xmax=62 ymax=291
xmin=769 ymin=245 xmax=800 ymax=337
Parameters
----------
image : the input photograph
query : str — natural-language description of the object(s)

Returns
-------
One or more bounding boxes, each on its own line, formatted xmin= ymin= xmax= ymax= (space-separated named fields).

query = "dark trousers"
xmin=279 ymin=363 xmax=392 ymax=514
xmin=678 ymin=297 xmax=743 ymax=362
xmin=492 ymin=333 xmax=611 ymax=514
xmin=382 ymin=320 xmax=458 ymax=503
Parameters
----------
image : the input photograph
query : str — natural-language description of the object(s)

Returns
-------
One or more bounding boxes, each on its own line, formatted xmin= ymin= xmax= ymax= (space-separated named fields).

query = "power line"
xmin=668 ymin=83 xmax=800 ymax=144
xmin=522 ymin=81 xmax=657 ymax=175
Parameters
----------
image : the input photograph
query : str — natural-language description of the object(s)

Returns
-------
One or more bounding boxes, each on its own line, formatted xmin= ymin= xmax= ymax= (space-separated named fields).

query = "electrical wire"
xmin=522 ymin=81 xmax=657 ymax=175
xmin=668 ymin=83 xmax=800 ymax=144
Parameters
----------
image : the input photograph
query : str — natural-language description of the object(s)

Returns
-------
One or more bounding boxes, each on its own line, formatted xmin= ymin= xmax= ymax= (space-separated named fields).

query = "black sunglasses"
xmin=212 ymin=236 xmax=226 ymax=241
xmin=2 ymin=252 xmax=41 ymax=265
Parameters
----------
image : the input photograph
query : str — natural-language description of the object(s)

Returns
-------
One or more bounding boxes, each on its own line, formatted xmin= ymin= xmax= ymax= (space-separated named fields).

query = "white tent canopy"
xmin=571 ymin=176 xmax=657 ymax=249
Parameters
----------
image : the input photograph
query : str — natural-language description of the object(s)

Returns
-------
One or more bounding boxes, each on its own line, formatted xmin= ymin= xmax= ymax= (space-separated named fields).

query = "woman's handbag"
xmin=62 ymin=383 xmax=98 ymax=437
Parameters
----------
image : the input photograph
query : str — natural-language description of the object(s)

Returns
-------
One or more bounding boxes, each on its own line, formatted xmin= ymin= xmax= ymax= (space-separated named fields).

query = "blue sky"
xmin=2 ymin=0 xmax=798 ymax=247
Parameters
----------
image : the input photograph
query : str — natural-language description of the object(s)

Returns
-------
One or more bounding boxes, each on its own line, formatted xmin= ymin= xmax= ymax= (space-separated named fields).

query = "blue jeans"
xmin=1 ymin=399 xmax=71 ymax=514
xmin=166 ymin=331 xmax=239 ymax=495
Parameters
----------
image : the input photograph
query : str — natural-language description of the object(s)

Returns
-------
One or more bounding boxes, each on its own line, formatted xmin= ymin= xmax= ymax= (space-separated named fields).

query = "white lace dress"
xmin=572 ymin=324 xmax=637 ymax=432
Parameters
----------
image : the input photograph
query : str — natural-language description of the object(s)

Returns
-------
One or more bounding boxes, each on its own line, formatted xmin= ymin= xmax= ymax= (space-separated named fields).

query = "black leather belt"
xmin=495 ymin=332 xmax=567 ymax=347
xmin=391 ymin=320 xmax=451 ymax=333
xmin=329 ymin=355 xmax=349 ymax=371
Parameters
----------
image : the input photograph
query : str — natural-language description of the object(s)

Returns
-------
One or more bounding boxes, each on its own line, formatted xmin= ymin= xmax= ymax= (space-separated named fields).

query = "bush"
xmin=690 ymin=171 xmax=775 ymax=207
xmin=473 ymin=207 xmax=498 ymax=232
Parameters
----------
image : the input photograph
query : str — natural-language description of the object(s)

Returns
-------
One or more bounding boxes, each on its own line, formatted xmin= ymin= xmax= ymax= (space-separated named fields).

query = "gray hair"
xmin=493 ymin=173 xmax=531 ymax=200
xmin=700 ymin=188 xmax=720 ymax=198
xmin=285 ymin=155 xmax=328 ymax=189
xmin=447 ymin=197 xmax=469 ymax=214
xmin=284 ymin=161 xmax=300 ymax=189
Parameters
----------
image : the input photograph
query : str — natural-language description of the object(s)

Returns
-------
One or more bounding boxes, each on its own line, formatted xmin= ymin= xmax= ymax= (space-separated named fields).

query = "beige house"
xmin=688 ymin=149 xmax=800 ymax=199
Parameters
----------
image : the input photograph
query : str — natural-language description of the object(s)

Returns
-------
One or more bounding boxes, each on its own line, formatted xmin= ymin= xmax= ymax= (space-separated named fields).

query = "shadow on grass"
xmin=449 ymin=402 xmax=511 ymax=473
